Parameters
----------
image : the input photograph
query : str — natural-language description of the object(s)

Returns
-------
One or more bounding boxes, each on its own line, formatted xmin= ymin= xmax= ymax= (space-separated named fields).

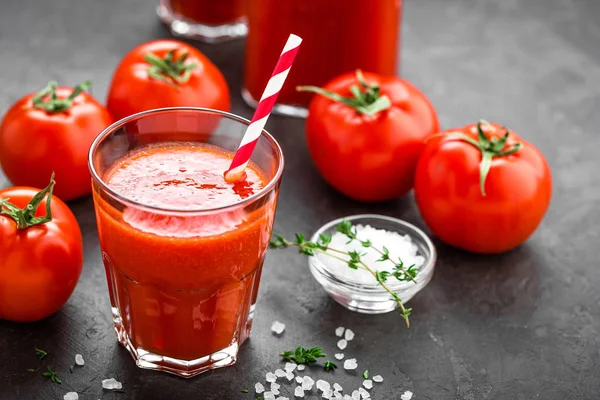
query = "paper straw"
xmin=224 ymin=34 xmax=302 ymax=182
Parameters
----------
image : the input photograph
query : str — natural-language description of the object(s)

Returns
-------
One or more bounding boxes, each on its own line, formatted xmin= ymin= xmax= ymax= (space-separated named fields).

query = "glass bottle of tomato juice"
xmin=243 ymin=0 xmax=402 ymax=117
xmin=157 ymin=0 xmax=247 ymax=43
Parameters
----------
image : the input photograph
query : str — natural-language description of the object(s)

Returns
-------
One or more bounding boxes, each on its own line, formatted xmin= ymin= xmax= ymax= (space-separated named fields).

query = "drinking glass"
xmin=89 ymin=107 xmax=283 ymax=377
xmin=157 ymin=0 xmax=247 ymax=43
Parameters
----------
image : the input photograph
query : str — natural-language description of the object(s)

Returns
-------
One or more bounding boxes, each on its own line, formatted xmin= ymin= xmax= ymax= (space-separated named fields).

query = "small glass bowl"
xmin=308 ymin=214 xmax=437 ymax=314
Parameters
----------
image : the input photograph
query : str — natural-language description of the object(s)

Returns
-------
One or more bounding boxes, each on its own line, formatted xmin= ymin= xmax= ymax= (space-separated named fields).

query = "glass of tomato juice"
xmin=157 ymin=0 xmax=247 ymax=43
xmin=89 ymin=108 xmax=283 ymax=377
xmin=243 ymin=0 xmax=402 ymax=117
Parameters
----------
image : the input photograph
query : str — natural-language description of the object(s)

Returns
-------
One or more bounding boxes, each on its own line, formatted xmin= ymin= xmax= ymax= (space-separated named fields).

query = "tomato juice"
xmin=93 ymin=141 xmax=278 ymax=374
xmin=244 ymin=0 xmax=401 ymax=113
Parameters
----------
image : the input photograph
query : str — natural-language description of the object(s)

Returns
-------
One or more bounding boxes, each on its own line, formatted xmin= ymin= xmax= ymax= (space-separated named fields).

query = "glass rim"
xmin=88 ymin=106 xmax=284 ymax=215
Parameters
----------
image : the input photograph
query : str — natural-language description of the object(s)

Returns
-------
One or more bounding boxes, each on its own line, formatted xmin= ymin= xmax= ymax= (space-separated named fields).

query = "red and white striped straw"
xmin=225 ymin=34 xmax=302 ymax=182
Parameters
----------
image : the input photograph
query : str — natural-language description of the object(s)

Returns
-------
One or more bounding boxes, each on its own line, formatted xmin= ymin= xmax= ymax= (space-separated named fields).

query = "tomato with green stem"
xmin=414 ymin=121 xmax=552 ymax=254
xmin=107 ymin=39 xmax=230 ymax=122
xmin=0 ymin=81 xmax=113 ymax=201
xmin=298 ymin=70 xmax=439 ymax=202
xmin=0 ymin=175 xmax=83 ymax=322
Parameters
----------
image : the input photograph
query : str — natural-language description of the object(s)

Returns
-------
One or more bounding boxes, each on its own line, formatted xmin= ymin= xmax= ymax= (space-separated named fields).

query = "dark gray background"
xmin=1 ymin=0 xmax=599 ymax=399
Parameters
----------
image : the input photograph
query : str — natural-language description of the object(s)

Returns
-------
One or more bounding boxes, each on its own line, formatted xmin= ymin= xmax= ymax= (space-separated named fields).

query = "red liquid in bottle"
xmin=244 ymin=0 xmax=401 ymax=109
xmin=168 ymin=0 xmax=245 ymax=26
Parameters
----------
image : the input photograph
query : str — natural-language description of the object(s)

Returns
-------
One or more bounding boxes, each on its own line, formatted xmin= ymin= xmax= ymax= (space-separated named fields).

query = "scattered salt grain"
xmin=75 ymin=354 xmax=85 ymax=366
xmin=294 ymin=386 xmax=305 ymax=398
xmin=297 ymin=364 xmax=306 ymax=371
xmin=363 ymin=380 xmax=373 ymax=389
xmin=285 ymin=362 xmax=297 ymax=373
xmin=372 ymin=375 xmax=383 ymax=383
xmin=333 ymin=383 xmax=343 ymax=392
xmin=316 ymin=224 xmax=425 ymax=285
xmin=275 ymin=369 xmax=287 ymax=377
xmin=286 ymin=372 xmax=295 ymax=381
xmin=352 ymin=390 xmax=360 ymax=400
xmin=271 ymin=382 xmax=281 ymax=395
xmin=343 ymin=395 xmax=352 ymax=400
xmin=343 ymin=359 xmax=358 ymax=370
xmin=317 ymin=380 xmax=331 ymax=392
xmin=400 ymin=391 xmax=413 ymax=400
xmin=64 ymin=392 xmax=78 ymax=400
xmin=333 ymin=393 xmax=343 ymax=400
xmin=102 ymin=378 xmax=122 ymax=390
xmin=271 ymin=321 xmax=286 ymax=335
xmin=344 ymin=329 xmax=355 ymax=341
xmin=337 ymin=339 xmax=348 ymax=350
xmin=335 ymin=327 xmax=345 ymax=337
xmin=302 ymin=376 xmax=315 ymax=391
xmin=296 ymin=376 xmax=303 ymax=384
xmin=334 ymin=353 xmax=345 ymax=360
xmin=266 ymin=372 xmax=277 ymax=383
xmin=322 ymin=389 xmax=332 ymax=399
xmin=255 ymin=382 xmax=265 ymax=393
xmin=359 ymin=387 xmax=370 ymax=399
xmin=277 ymin=397 xmax=289 ymax=400
xmin=264 ymin=392 xmax=276 ymax=400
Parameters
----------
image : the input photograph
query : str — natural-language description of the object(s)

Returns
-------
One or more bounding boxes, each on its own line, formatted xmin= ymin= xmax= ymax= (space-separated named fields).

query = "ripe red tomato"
xmin=0 ymin=176 xmax=83 ymax=322
xmin=107 ymin=39 xmax=231 ymax=121
xmin=0 ymin=81 xmax=113 ymax=201
xmin=302 ymin=71 xmax=439 ymax=202
xmin=414 ymin=121 xmax=552 ymax=254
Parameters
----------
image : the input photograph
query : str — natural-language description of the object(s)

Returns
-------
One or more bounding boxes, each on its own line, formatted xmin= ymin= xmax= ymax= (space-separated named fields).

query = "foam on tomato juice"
xmin=91 ymin=121 xmax=282 ymax=378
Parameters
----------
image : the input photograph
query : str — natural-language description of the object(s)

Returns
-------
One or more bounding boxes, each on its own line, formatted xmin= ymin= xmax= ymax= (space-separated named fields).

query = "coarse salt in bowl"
xmin=308 ymin=214 xmax=436 ymax=314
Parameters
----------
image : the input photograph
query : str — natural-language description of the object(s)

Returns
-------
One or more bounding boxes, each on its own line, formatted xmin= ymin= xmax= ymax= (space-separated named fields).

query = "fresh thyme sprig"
xmin=281 ymin=346 xmax=326 ymax=364
xmin=324 ymin=361 xmax=338 ymax=371
xmin=270 ymin=220 xmax=419 ymax=327
xmin=35 ymin=347 xmax=48 ymax=360
xmin=336 ymin=220 xmax=418 ymax=283
xmin=42 ymin=366 xmax=62 ymax=384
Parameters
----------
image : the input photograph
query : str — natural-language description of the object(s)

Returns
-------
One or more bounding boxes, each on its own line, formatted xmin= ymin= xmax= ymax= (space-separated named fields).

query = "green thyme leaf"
xmin=42 ymin=366 xmax=61 ymax=384
xmin=281 ymin=345 xmax=325 ymax=365
xmin=35 ymin=347 xmax=47 ymax=360
xmin=324 ymin=361 xmax=337 ymax=371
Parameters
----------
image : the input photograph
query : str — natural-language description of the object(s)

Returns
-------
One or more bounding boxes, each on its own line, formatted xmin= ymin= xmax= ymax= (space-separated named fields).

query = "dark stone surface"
xmin=1 ymin=0 xmax=599 ymax=399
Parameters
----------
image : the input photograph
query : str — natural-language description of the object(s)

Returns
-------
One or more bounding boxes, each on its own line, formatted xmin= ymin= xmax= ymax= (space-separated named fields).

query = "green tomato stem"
xmin=32 ymin=81 xmax=91 ymax=113
xmin=297 ymin=69 xmax=392 ymax=117
xmin=0 ymin=173 xmax=55 ymax=229
xmin=448 ymin=121 xmax=523 ymax=196
xmin=145 ymin=49 xmax=197 ymax=86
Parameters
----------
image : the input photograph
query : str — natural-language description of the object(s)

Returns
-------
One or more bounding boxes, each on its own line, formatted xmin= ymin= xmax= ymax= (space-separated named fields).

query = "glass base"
xmin=330 ymin=295 xmax=403 ymax=314
xmin=112 ymin=306 xmax=246 ymax=378
xmin=241 ymin=88 xmax=308 ymax=118
xmin=157 ymin=4 xmax=247 ymax=43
